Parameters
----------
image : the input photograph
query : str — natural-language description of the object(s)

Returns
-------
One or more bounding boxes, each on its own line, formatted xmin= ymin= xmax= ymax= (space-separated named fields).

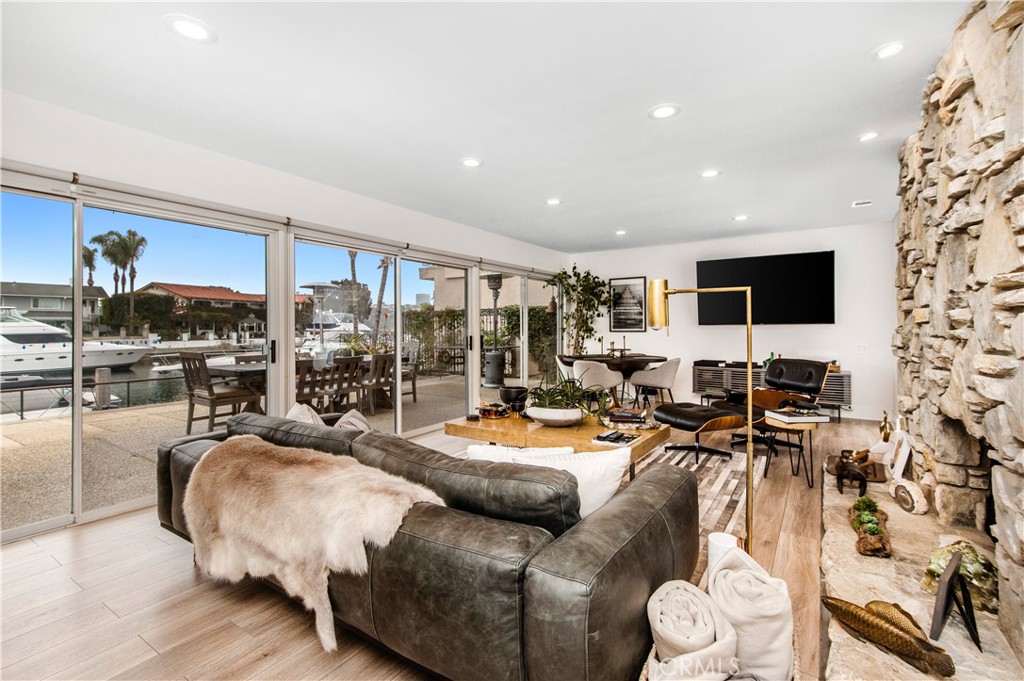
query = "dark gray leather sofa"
xmin=157 ymin=413 xmax=699 ymax=681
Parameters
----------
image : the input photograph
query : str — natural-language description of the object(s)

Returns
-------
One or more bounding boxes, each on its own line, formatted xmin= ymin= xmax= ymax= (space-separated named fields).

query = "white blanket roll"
xmin=647 ymin=580 xmax=738 ymax=681
xmin=708 ymin=547 xmax=794 ymax=680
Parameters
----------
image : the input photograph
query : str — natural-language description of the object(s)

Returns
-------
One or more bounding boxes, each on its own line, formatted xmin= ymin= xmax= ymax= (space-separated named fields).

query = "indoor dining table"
xmin=560 ymin=353 xmax=668 ymax=402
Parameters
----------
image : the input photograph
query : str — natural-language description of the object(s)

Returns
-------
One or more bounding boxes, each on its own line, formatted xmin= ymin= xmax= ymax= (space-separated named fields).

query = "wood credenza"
xmin=691 ymin=363 xmax=852 ymax=419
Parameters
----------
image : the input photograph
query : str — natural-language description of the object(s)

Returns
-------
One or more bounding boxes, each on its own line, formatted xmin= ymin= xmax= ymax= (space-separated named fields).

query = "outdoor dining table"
xmin=208 ymin=362 xmax=268 ymax=413
xmin=209 ymin=357 xmax=396 ymax=413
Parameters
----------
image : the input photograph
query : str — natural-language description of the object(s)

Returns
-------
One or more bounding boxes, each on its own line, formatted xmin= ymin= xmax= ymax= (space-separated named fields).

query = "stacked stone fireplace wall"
xmin=893 ymin=1 xmax=1024 ymax=663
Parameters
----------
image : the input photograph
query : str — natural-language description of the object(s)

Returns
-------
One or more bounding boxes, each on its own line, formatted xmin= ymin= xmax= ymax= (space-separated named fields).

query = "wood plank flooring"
xmin=1 ymin=419 xmax=879 ymax=680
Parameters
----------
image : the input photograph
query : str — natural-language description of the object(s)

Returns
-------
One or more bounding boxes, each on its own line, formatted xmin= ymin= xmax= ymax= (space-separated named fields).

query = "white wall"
xmin=1 ymin=92 xmax=563 ymax=271
xmin=569 ymin=222 xmax=897 ymax=420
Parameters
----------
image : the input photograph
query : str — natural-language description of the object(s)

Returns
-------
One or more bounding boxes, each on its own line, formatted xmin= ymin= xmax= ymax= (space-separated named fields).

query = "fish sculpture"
xmin=822 ymin=596 xmax=955 ymax=677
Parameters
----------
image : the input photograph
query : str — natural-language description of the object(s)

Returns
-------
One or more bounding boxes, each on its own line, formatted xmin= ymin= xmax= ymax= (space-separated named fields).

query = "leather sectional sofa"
xmin=157 ymin=413 xmax=699 ymax=681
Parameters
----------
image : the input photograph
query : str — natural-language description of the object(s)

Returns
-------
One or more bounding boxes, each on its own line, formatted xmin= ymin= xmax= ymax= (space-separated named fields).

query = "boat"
xmin=0 ymin=306 xmax=149 ymax=376
xmin=149 ymin=350 xmax=252 ymax=374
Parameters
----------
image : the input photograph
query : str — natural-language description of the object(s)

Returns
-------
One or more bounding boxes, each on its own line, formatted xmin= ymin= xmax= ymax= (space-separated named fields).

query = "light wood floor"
xmin=1 ymin=418 xmax=878 ymax=680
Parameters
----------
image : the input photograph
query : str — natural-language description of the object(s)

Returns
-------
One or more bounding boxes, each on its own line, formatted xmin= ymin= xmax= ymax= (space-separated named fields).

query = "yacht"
xmin=0 ymin=307 xmax=149 ymax=376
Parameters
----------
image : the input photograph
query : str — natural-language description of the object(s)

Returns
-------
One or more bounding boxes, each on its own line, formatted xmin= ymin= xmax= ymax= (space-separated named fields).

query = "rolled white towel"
xmin=647 ymin=580 xmax=738 ymax=681
xmin=708 ymin=547 xmax=793 ymax=681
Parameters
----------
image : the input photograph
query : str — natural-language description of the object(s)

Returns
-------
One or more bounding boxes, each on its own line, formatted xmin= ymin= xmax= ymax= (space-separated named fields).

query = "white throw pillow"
xmin=286 ymin=403 xmax=325 ymax=426
xmin=465 ymin=444 xmax=575 ymax=463
xmin=513 ymin=449 xmax=630 ymax=517
xmin=334 ymin=409 xmax=372 ymax=432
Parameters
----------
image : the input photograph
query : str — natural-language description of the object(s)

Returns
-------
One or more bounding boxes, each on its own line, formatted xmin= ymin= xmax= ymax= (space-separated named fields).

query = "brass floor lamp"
xmin=647 ymin=280 xmax=756 ymax=554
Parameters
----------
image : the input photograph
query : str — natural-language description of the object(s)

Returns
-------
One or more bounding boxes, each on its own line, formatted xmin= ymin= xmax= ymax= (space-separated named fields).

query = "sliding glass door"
xmin=477 ymin=272 xmax=557 ymax=403
xmin=80 ymin=206 xmax=269 ymax=514
xmin=1 ymin=186 xmax=276 ymax=539
xmin=399 ymin=259 xmax=468 ymax=433
xmin=0 ymin=191 xmax=75 ymax=534
xmin=294 ymin=239 xmax=397 ymax=434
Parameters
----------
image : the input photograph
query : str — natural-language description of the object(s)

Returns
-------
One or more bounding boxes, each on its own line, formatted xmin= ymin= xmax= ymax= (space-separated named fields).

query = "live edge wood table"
xmin=444 ymin=416 xmax=670 ymax=479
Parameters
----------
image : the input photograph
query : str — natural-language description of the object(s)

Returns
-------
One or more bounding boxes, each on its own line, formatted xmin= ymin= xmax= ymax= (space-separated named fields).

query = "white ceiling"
xmin=2 ymin=1 xmax=969 ymax=253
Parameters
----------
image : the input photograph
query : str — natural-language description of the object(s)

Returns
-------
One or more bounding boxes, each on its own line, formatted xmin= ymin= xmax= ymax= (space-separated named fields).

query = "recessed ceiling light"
xmin=460 ymin=157 xmax=482 ymax=168
xmin=859 ymin=131 xmax=879 ymax=142
xmin=163 ymin=14 xmax=217 ymax=43
xmin=615 ymin=230 xmax=627 ymax=236
xmin=733 ymin=215 xmax=748 ymax=222
xmin=852 ymin=199 xmax=873 ymax=208
xmin=546 ymin=198 xmax=561 ymax=206
xmin=647 ymin=103 xmax=681 ymax=120
xmin=873 ymin=42 xmax=903 ymax=60
xmin=700 ymin=169 xmax=720 ymax=178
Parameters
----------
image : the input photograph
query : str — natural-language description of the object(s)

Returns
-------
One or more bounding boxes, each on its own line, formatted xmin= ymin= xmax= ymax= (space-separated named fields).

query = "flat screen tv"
xmin=695 ymin=251 xmax=835 ymax=325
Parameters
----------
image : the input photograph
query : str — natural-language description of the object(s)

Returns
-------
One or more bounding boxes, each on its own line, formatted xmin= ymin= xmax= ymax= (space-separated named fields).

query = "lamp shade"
xmin=648 ymin=279 xmax=670 ymax=329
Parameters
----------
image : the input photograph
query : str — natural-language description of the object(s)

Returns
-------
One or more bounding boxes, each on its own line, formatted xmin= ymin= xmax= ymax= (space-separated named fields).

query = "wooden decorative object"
xmin=849 ymin=506 xmax=892 ymax=558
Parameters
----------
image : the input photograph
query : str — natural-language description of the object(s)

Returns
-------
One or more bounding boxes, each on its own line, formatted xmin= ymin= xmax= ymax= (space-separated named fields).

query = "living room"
xmin=2 ymin=2 xmax=1021 ymax=680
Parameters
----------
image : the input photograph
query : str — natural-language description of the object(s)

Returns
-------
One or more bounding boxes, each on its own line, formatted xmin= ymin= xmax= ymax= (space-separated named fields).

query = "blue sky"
xmin=2 ymin=192 xmax=434 ymax=305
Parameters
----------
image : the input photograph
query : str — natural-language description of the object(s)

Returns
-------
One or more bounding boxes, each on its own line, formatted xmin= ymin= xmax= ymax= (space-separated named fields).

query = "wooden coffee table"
xmin=444 ymin=416 xmax=670 ymax=479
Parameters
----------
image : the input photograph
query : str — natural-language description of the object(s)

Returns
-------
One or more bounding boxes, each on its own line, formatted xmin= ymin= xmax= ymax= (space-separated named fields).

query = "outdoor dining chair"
xmin=360 ymin=354 xmax=396 ymax=415
xmin=328 ymin=355 xmax=365 ymax=412
xmin=179 ymin=351 xmax=260 ymax=434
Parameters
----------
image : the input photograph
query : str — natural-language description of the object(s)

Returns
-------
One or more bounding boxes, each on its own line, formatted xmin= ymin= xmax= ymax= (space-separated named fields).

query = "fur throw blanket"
xmin=184 ymin=434 xmax=444 ymax=652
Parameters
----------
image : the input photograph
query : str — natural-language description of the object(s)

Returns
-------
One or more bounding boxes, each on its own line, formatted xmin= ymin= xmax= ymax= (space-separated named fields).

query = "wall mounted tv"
xmin=695 ymin=250 xmax=835 ymax=325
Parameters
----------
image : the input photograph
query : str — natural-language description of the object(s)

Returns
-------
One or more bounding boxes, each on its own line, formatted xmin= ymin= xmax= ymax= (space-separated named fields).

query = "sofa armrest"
xmin=328 ymin=503 xmax=553 ymax=681
xmin=156 ymin=430 xmax=230 ymax=535
xmin=523 ymin=463 xmax=699 ymax=681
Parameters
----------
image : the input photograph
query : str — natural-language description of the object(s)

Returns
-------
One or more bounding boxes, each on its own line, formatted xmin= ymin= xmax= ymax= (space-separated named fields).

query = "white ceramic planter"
xmin=525 ymin=406 xmax=585 ymax=427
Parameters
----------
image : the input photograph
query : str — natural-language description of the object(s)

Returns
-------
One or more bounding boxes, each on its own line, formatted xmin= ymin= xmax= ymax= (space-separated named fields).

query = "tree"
xmin=548 ymin=266 xmax=611 ymax=355
xmin=82 ymin=246 xmax=97 ymax=287
xmin=329 ymin=279 xmax=371 ymax=319
xmin=90 ymin=231 xmax=123 ymax=295
xmin=371 ymin=256 xmax=392 ymax=346
xmin=122 ymin=229 xmax=148 ymax=330
xmin=348 ymin=250 xmax=359 ymax=336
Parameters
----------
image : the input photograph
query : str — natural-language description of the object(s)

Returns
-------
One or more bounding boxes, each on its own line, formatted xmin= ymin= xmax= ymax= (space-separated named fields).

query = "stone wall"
xmin=892 ymin=0 xmax=1024 ymax=664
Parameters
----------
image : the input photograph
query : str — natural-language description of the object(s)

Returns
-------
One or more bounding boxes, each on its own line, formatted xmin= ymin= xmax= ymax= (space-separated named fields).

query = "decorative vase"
xmin=880 ymin=410 xmax=893 ymax=443
xmin=525 ymin=406 xmax=585 ymax=427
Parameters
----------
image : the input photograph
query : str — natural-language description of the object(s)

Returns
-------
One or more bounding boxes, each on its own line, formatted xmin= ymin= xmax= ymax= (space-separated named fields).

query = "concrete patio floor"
xmin=1 ymin=374 xmax=480 ymax=532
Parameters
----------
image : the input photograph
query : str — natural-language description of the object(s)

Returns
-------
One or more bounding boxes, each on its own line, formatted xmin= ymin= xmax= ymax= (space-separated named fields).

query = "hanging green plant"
xmin=548 ymin=265 xmax=611 ymax=355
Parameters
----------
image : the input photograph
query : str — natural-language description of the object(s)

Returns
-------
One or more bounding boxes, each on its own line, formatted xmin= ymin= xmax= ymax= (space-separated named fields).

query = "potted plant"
xmin=526 ymin=377 xmax=606 ymax=427
xmin=548 ymin=266 xmax=611 ymax=355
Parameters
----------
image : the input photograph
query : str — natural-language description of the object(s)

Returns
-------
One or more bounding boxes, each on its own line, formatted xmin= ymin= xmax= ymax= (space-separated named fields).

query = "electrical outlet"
xmin=856 ymin=345 xmax=867 ymax=353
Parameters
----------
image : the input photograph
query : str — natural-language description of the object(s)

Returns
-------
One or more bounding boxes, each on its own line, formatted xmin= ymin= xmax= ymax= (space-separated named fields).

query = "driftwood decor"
xmin=849 ymin=496 xmax=893 ymax=558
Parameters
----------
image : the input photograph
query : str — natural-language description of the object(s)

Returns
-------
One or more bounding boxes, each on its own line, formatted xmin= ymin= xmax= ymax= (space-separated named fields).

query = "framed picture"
xmin=609 ymin=276 xmax=646 ymax=332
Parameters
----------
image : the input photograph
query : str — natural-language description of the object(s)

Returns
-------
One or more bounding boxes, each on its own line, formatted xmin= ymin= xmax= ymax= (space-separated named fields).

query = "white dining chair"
xmin=629 ymin=357 xmax=680 ymax=407
xmin=573 ymin=360 xmax=624 ymax=407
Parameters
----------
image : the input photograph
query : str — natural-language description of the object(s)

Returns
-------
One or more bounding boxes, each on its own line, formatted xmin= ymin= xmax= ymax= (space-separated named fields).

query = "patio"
xmin=1 ymin=374 xmax=475 ymax=532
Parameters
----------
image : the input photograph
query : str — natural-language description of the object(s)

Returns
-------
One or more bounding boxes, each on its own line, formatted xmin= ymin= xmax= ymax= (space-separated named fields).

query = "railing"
xmin=0 ymin=374 xmax=184 ymax=421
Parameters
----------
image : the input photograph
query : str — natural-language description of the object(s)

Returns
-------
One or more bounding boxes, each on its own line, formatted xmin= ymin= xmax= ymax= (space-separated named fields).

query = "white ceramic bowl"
xmin=526 ymin=406 xmax=585 ymax=427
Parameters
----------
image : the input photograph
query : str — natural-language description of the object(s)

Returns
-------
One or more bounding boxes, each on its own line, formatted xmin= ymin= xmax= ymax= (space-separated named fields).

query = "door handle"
xmin=270 ymin=339 xmax=277 ymax=364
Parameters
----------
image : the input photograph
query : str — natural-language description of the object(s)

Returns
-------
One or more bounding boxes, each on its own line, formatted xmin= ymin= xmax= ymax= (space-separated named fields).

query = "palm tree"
xmin=348 ymin=250 xmax=359 ymax=336
xmin=82 ymin=246 xmax=97 ymax=287
xmin=372 ymin=256 xmax=392 ymax=346
xmin=122 ymin=229 xmax=148 ymax=327
xmin=90 ymin=231 xmax=121 ymax=295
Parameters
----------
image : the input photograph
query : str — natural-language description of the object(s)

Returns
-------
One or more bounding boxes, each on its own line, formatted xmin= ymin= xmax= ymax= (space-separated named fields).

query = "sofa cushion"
xmin=351 ymin=430 xmax=582 ymax=537
xmin=512 ymin=449 xmax=631 ymax=518
xmin=464 ymin=444 xmax=574 ymax=463
xmin=226 ymin=413 xmax=361 ymax=456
